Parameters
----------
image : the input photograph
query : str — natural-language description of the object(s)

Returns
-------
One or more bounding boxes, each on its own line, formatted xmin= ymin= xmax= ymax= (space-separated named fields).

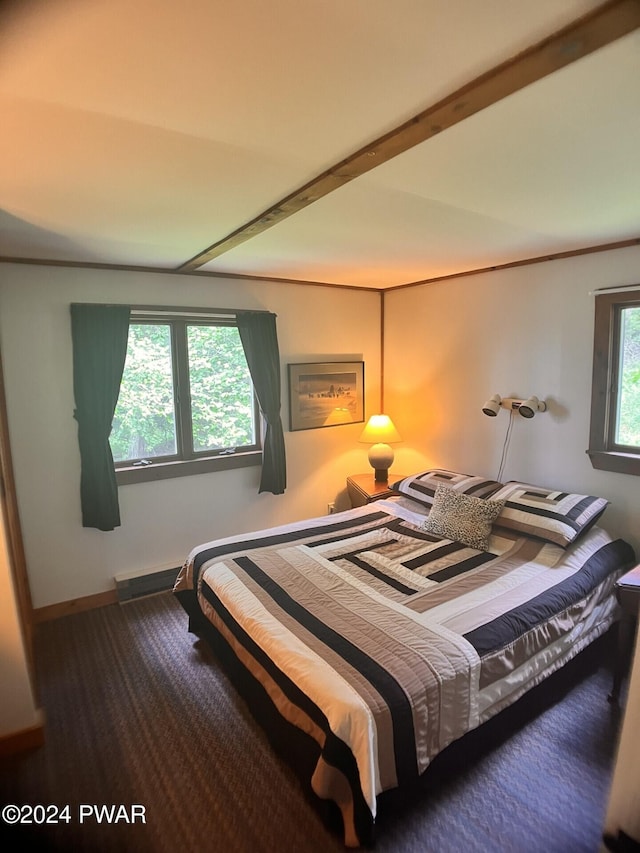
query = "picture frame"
xmin=288 ymin=361 xmax=365 ymax=431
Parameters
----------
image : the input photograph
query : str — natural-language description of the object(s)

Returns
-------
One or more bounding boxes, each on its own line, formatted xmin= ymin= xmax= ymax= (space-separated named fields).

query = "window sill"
xmin=586 ymin=449 xmax=640 ymax=476
xmin=115 ymin=451 xmax=262 ymax=485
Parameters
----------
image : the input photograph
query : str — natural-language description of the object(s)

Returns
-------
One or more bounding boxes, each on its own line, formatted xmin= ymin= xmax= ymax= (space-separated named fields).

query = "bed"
xmin=174 ymin=469 xmax=635 ymax=847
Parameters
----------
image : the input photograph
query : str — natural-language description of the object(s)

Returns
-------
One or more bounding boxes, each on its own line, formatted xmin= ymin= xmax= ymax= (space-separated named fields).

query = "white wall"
xmin=0 ymin=263 xmax=381 ymax=608
xmin=385 ymin=244 xmax=640 ymax=558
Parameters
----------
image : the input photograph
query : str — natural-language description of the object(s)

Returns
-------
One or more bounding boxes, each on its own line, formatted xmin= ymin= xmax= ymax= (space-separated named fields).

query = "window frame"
xmin=114 ymin=308 xmax=262 ymax=485
xmin=587 ymin=286 xmax=640 ymax=476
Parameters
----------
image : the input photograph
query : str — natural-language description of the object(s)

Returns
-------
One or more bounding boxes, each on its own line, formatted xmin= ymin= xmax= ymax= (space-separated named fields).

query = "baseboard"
xmin=115 ymin=565 xmax=180 ymax=602
xmin=33 ymin=570 xmax=181 ymax=621
xmin=32 ymin=590 xmax=118 ymax=623
xmin=0 ymin=710 xmax=45 ymax=757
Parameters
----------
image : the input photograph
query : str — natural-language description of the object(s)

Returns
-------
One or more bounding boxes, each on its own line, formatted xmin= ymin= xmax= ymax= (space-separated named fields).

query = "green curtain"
xmin=237 ymin=311 xmax=286 ymax=494
xmin=70 ymin=304 xmax=130 ymax=530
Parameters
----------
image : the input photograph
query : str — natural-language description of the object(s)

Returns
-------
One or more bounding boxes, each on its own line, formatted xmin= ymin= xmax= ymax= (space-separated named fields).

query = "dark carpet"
xmin=0 ymin=592 xmax=624 ymax=852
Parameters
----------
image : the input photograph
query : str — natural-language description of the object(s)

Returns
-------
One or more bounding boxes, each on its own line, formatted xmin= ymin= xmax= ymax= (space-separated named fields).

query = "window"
xmin=111 ymin=311 xmax=261 ymax=484
xmin=588 ymin=286 xmax=640 ymax=475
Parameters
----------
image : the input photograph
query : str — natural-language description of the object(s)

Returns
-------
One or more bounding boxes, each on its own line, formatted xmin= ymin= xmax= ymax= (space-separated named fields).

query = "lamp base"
xmin=368 ymin=443 xmax=394 ymax=484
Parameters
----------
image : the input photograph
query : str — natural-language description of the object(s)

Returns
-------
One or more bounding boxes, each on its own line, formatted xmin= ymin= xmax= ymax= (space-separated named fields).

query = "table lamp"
xmin=358 ymin=414 xmax=402 ymax=483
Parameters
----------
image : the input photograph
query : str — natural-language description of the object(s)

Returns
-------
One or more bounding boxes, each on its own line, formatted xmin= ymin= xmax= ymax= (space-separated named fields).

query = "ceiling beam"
xmin=178 ymin=0 xmax=640 ymax=272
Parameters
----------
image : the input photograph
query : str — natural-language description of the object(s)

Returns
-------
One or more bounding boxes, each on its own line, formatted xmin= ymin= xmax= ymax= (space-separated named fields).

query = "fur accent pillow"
xmin=421 ymin=484 xmax=505 ymax=551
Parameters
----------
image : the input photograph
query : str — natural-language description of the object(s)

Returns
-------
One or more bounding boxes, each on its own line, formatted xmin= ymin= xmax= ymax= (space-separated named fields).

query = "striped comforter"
xmin=174 ymin=499 xmax=634 ymax=847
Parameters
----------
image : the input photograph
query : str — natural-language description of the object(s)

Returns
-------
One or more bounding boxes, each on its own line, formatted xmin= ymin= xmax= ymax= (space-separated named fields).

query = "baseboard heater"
xmin=115 ymin=564 xmax=181 ymax=603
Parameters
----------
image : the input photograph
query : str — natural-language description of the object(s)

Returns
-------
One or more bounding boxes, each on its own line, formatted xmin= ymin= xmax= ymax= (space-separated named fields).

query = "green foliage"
xmin=111 ymin=324 xmax=175 ymax=460
xmin=110 ymin=322 xmax=256 ymax=462
xmin=617 ymin=306 xmax=640 ymax=447
xmin=187 ymin=325 xmax=254 ymax=452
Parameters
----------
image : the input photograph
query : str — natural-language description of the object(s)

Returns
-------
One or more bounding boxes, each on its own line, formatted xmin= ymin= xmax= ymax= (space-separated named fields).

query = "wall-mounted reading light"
xmin=483 ymin=394 xmax=548 ymax=481
xmin=482 ymin=394 xmax=502 ymax=417
xmin=518 ymin=396 xmax=547 ymax=418
xmin=481 ymin=394 xmax=547 ymax=418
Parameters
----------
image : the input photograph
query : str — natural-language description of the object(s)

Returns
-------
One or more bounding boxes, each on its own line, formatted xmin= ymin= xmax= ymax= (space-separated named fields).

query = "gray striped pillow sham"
xmin=391 ymin=469 xmax=503 ymax=509
xmin=490 ymin=481 xmax=609 ymax=547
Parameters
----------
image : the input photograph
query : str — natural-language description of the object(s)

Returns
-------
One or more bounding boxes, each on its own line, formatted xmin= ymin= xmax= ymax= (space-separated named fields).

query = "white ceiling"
xmin=1 ymin=0 xmax=639 ymax=289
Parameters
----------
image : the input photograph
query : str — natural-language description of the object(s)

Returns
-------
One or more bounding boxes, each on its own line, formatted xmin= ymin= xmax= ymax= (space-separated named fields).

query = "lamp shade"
xmin=358 ymin=414 xmax=402 ymax=444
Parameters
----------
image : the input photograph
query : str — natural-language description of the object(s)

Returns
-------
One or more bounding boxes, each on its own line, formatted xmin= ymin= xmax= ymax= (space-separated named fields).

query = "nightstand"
xmin=346 ymin=473 xmax=405 ymax=508
xmin=609 ymin=563 xmax=640 ymax=705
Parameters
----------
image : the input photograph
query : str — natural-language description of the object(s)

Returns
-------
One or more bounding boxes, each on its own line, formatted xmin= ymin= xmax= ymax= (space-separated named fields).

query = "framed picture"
xmin=288 ymin=361 xmax=365 ymax=431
